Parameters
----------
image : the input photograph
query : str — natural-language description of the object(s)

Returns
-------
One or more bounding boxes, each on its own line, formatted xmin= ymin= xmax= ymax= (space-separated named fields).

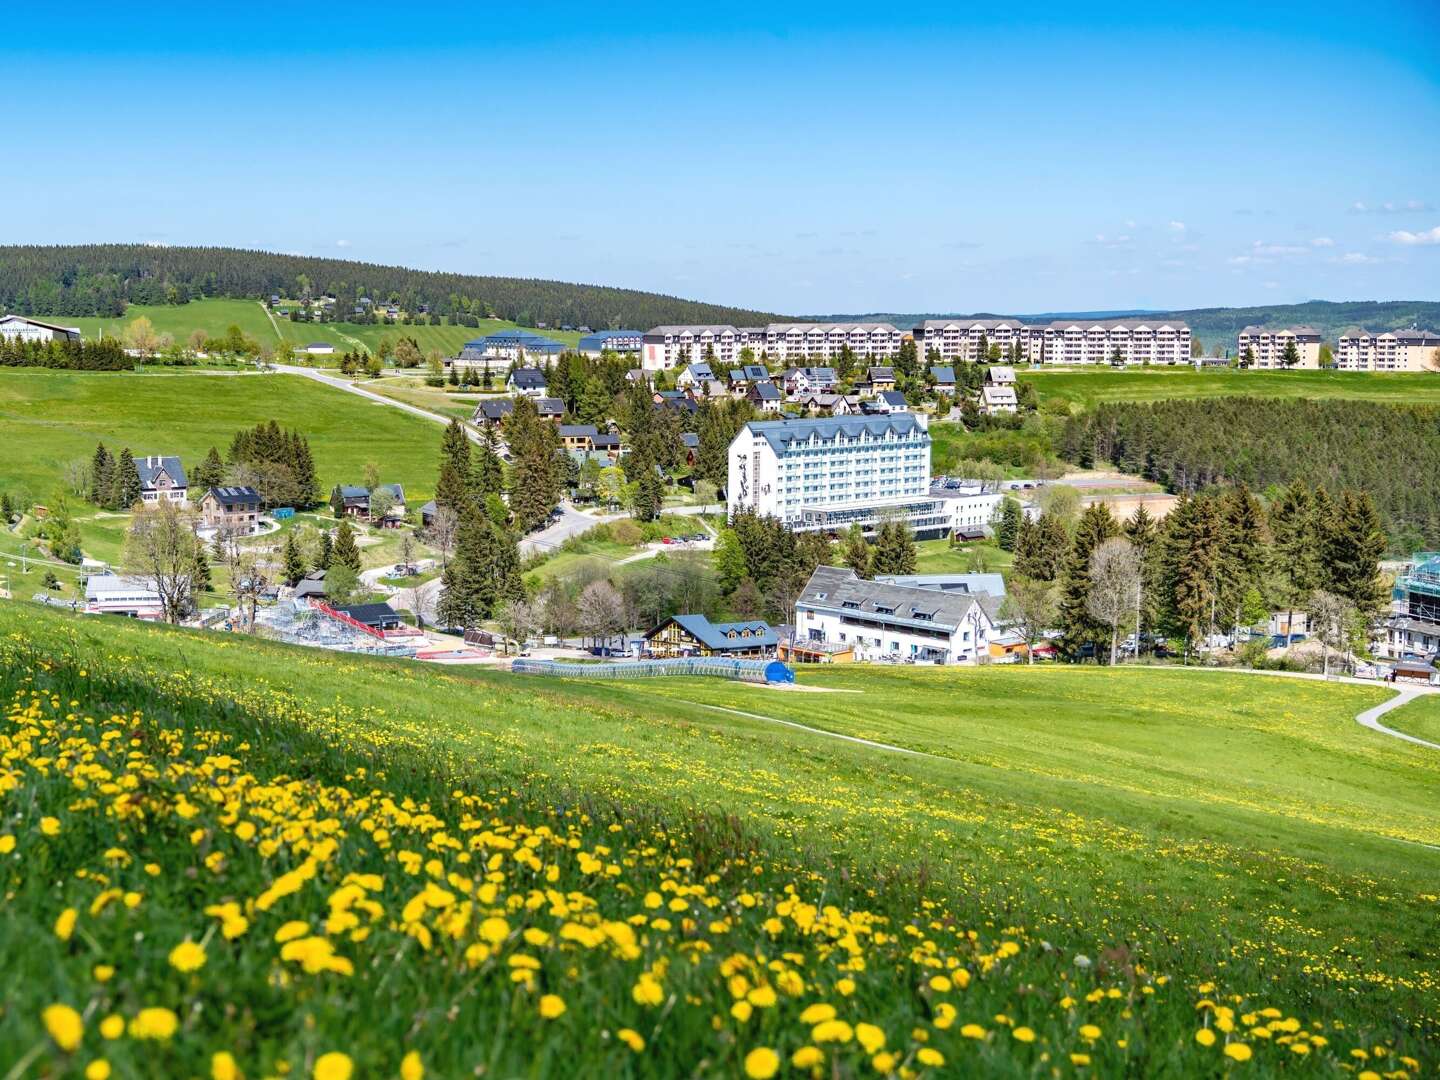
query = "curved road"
xmin=1355 ymin=686 xmax=1440 ymax=750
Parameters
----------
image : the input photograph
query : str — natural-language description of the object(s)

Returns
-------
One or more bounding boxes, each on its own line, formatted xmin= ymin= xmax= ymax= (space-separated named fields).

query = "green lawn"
xmin=1384 ymin=692 xmax=1440 ymax=744
xmin=1022 ymin=367 xmax=1440 ymax=410
xmin=0 ymin=369 xmax=444 ymax=506
xmin=913 ymin=538 xmax=1013 ymax=573
xmin=58 ymin=298 xmax=582 ymax=355
xmin=0 ymin=604 xmax=1435 ymax=1073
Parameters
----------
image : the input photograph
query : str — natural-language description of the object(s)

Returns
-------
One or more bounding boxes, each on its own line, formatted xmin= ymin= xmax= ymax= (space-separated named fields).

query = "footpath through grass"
xmin=1385 ymin=693 xmax=1440 ymax=745
xmin=0 ymin=604 xmax=1435 ymax=1078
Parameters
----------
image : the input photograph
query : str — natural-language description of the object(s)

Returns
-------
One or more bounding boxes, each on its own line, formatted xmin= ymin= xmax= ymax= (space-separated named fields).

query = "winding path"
xmin=1354 ymin=686 xmax=1440 ymax=750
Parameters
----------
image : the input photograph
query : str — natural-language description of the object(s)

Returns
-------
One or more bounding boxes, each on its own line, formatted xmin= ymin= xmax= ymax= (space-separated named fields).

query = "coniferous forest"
xmin=1061 ymin=398 xmax=1440 ymax=550
xmin=0 ymin=244 xmax=778 ymax=329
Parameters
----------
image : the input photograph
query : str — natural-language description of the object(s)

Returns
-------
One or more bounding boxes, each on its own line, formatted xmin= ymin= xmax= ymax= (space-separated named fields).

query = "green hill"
xmin=0 ymin=243 xmax=779 ymax=331
xmin=0 ymin=604 xmax=1434 ymax=1075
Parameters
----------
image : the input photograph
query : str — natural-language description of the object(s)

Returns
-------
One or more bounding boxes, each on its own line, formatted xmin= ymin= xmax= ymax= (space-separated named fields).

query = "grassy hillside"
xmin=53 ymin=297 xmax=582 ymax=355
xmin=1386 ymin=694 xmax=1440 ymax=744
xmin=0 ymin=369 xmax=443 ymax=504
xmin=0 ymin=604 xmax=1435 ymax=1077
xmin=1022 ymin=367 xmax=1440 ymax=411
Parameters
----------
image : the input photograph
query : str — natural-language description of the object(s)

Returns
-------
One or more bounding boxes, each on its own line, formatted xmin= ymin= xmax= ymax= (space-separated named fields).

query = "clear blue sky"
xmin=6 ymin=1 xmax=1438 ymax=315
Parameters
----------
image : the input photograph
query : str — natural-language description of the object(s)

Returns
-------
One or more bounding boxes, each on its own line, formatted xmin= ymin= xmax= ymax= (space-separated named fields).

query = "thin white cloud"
xmin=1352 ymin=199 xmax=1434 ymax=215
xmin=1168 ymin=220 xmax=1187 ymax=232
xmin=1310 ymin=236 xmax=1335 ymax=247
xmin=1388 ymin=226 xmax=1440 ymax=246
xmin=1337 ymin=252 xmax=1382 ymax=265
xmin=336 ymin=239 xmax=352 ymax=248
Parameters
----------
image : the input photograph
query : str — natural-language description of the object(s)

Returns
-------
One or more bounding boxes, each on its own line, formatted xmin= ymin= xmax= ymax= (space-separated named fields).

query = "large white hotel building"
xmin=912 ymin=317 xmax=1192 ymax=366
xmin=642 ymin=322 xmax=903 ymax=370
xmin=727 ymin=414 xmax=950 ymax=538
xmin=1336 ymin=329 xmax=1440 ymax=371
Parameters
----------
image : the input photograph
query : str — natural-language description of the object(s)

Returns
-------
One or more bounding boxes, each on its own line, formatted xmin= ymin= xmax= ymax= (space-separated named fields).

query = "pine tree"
xmin=282 ymin=532 xmax=307 ymax=587
xmin=192 ymin=446 xmax=225 ymax=492
xmin=89 ymin=443 xmax=113 ymax=505
xmin=1014 ymin=512 xmax=1069 ymax=582
xmin=435 ymin=462 xmax=470 ymax=515
xmin=1268 ymin=479 xmax=1320 ymax=637
xmin=1324 ymin=489 xmax=1386 ymax=619
xmin=996 ymin=498 xmax=1023 ymax=552
xmin=1218 ymin=483 xmax=1267 ymax=634
xmin=291 ymin=435 xmax=319 ymax=507
xmin=332 ymin=519 xmax=362 ymax=574
xmin=1058 ymin=503 xmax=1118 ymax=657
xmin=1159 ymin=494 xmax=1224 ymax=655
xmin=112 ymin=447 xmax=142 ymax=509
xmin=468 ymin=432 xmax=505 ymax=503
xmin=190 ymin=538 xmax=213 ymax=593
xmin=440 ymin=418 xmax=471 ymax=477
xmin=506 ymin=398 xmax=562 ymax=531
xmin=841 ymin=523 xmax=872 ymax=578
xmin=870 ymin=521 xmax=917 ymax=576
xmin=317 ymin=529 xmax=334 ymax=571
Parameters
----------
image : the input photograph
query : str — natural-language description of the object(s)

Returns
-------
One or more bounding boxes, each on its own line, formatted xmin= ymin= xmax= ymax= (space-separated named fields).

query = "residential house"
xmin=652 ymin=390 xmax=698 ymax=415
xmin=136 ymin=456 xmax=187 ymax=504
xmin=303 ymin=342 xmax=335 ymax=356
xmin=680 ymin=431 xmax=700 ymax=465
xmin=293 ymin=570 xmax=328 ymax=602
xmin=592 ymin=432 xmax=621 ymax=456
xmin=978 ymin=368 xmax=1018 ymax=415
xmin=929 ymin=365 xmax=956 ymax=394
xmin=796 ymin=392 xmax=860 ymax=416
xmin=643 ymin=614 xmax=778 ymax=658
xmin=200 ymin=486 xmax=262 ymax=536
xmin=507 ymin=368 xmax=549 ymax=397
xmin=727 ymin=365 xmax=770 ymax=394
xmin=782 ymin=366 xmax=838 ymax=397
xmin=864 ymin=366 xmax=897 ymax=393
xmin=330 ymin=485 xmax=371 ymax=517
xmin=536 ymin=397 xmax=565 ymax=420
xmin=795 ymin=565 xmax=999 ymax=664
xmin=559 ymin=425 xmax=599 ymax=451
xmin=474 ymin=399 xmax=514 ymax=426
xmin=747 ymin=379 xmax=783 ymax=413
xmin=675 ymin=362 xmax=716 ymax=389
xmin=869 ymin=390 xmax=909 ymax=414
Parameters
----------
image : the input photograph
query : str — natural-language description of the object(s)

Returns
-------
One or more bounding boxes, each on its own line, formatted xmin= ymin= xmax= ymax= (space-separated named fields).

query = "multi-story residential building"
xmin=762 ymin=323 xmax=904 ymax=362
xmin=136 ymin=456 xmax=187 ymax=504
xmin=1336 ymin=328 xmax=1440 ymax=372
xmin=0 ymin=314 xmax=81 ymax=343
xmin=914 ymin=317 xmax=1191 ymax=366
xmin=641 ymin=325 xmax=765 ymax=370
xmin=1236 ymin=326 xmax=1322 ymax=369
xmin=727 ymin=414 xmax=947 ymax=538
xmin=913 ymin=319 xmax=1037 ymax=364
xmin=577 ymin=330 xmax=643 ymax=357
xmin=1381 ymin=552 xmax=1440 ymax=661
xmin=459 ymin=330 xmax=566 ymax=366
xmin=795 ymin=565 xmax=999 ymax=664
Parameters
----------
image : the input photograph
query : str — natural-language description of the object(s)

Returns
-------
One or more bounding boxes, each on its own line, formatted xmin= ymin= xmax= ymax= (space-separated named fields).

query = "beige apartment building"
xmin=762 ymin=323 xmax=903 ymax=361
xmin=1336 ymin=328 xmax=1440 ymax=371
xmin=914 ymin=317 xmax=1191 ymax=366
xmin=1236 ymin=326 xmax=1322 ymax=369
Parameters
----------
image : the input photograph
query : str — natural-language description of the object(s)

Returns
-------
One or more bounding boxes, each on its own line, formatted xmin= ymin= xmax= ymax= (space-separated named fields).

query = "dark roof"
xmin=797 ymin=566 xmax=993 ymax=634
xmin=559 ymin=425 xmax=599 ymax=438
xmin=929 ymin=365 xmax=956 ymax=382
xmin=510 ymin=368 xmax=548 ymax=389
xmin=334 ymin=602 xmax=402 ymax=627
xmin=680 ymin=432 xmax=700 ymax=448
xmin=750 ymin=380 xmax=782 ymax=400
xmin=536 ymin=397 xmax=565 ymax=416
xmin=206 ymin=486 xmax=260 ymax=507
xmin=136 ymin=455 xmax=186 ymax=490
xmin=867 ymin=366 xmax=895 ymax=380
xmin=878 ymin=390 xmax=908 ymax=407
xmin=744 ymin=413 xmax=927 ymax=453
xmin=475 ymin=399 xmax=514 ymax=421
xmin=647 ymin=614 xmax=778 ymax=651
xmin=335 ymin=485 xmax=369 ymax=500
xmin=591 ymin=433 xmax=621 ymax=449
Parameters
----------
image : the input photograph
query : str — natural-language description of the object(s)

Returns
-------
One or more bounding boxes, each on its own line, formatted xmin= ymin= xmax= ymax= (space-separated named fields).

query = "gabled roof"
xmin=475 ymin=399 xmax=515 ymax=421
xmin=559 ymin=425 xmax=599 ymax=438
xmin=929 ymin=365 xmax=956 ymax=383
xmin=867 ymin=366 xmax=895 ymax=380
xmin=136 ymin=455 xmax=186 ymax=489
xmin=536 ymin=397 xmax=566 ymax=416
xmin=798 ymin=566 xmax=991 ymax=634
xmin=509 ymin=368 xmax=548 ymax=388
xmin=649 ymin=613 xmax=778 ymax=651
xmin=206 ymin=485 xmax=260 ymax=507
xmin=750 ymin=380 xmax=782 ymax=400
xmin=878 ymin=390 xmax=908 ymax=407
xmin=680 ymin=432 xmax=700 ymax=448
xmin=336 ymin=485 xmax=369 ymax=500
xmin=987 ymin=365 xmax=1017 ymax=384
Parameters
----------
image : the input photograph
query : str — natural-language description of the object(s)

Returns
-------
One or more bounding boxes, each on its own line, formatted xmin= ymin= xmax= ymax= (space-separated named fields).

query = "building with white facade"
xmin=928 ymin=477 xmax=1006 ymax=538
xmin=641 ymin=325 xmax=765 ymax=370
xmin=796 ymin=565 xmax=999 ymax=664
xmin=913 ymin=317 xmax=1191 ymax=366
xmin=727 ymin=414 xmax=947 ymax=537
xmin=577 ymin=330 xmax=643 ymax=357
xmin=136 ymin=456 xmax=187 ymax=504
xmin=84 ymin=574 xmax=165 ymax=620
xmin=1336 ymin=328 xmax=1440 ymax=372
xmin=0 ymin=314 xmax=82 ymax=343
xmin=1236 ymin=326 xmax=1322 ymax=369
xmin=762 ymin=323 xmax=903 ymax=362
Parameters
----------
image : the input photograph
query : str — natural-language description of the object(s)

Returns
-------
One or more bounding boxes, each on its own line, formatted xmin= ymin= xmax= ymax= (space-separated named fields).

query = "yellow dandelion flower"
xmin=85 ymin=1061 xmax=111 ymax=1080
xmin=870 ymin=1051 xmax=896 ymax=1073
xmin=212 ymin=1051 xmax=240 ymax=1080
xmin=855 ymin=1023 xmax=886 ymax=1054
xmin=400 ymin=1051 xmax=423 ymax=1080
xmin=54 ymin=908 xmax=78 ymax=942
xmin=1225 ymin=1043 xmax=1253 ymax=1062
xmin=43 ymin=1004 xmax=83 ymax=1052
xmin=929 ymin=975 xmax=952 ymax=993
xmin=129 ymin=1007 xmax=179 ymax=1041
xmin=313 ymin=1052 xmax=353 ymax=1080
xmin=274 ymin=921 xmax=310 ymax=943
xmin=1012 ymin=1027 xmax=1036 ymax=1043
xmin=743 ymin=1047 xmax=780 ymax=1079
xmin=539 ymin=994 xmax=566 ymax=1019
xmin=99 ymin=1015 xmax=124 ymax=1040
xmin=812 ymin=1019 xmax=853 ymax=1044
xmin=169 ymin=939 xmax=206 ymax=973
xmin=917 ymin=1048 xmax=946 ymax=1066
xmin=1195 ymin=1029 xmax=1217 ymax=1048
xmin=799 ymin=1003 xmax=837 ymax=1025
xmin=41 ymin=816 xmax=61 ymax=836
xmin=1070 ymin=1053 xmax=1092 ymax=1066
xmin=617 ymin=1028 xmax=645 ymax=1053
xmin=0 ymin=835 xmax=14 ymax=854
xmin=93 ymin=965 xmax=115 ymax=983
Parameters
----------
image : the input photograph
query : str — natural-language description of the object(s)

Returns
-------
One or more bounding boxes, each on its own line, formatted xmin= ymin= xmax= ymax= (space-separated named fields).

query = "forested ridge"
xmin=0 ymin=244 xmax=779 ymax=329
xmin=1062 ymin=398 xmax=1440 ymax=550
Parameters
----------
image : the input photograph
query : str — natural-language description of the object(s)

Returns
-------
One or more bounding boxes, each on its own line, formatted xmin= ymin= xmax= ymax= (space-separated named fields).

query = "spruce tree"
xmin=112 ymin=448 xmax=142 ymax=509
xmin=190 ymin=538 xmax=213 ymax=593
xmin=469 ymin=431 xmax=505 ymax=502
xmin=440 ymin=418 xmax=471 ymax=477
xmin=1015 ymin=512 xmax=1069 ymax=582
xmin=1324 ymin=490 xmax=1386 ymax=620
xmin=506 ymin=398 xmax=562 ymax=530
xmin=1159 ymin=494 xmax=1224 ymax=656
xmin=435 ymin=461 xmax=471 ymax=515
xmin=1268 ymin=479 xmax=1320 ymax=637
xmin=1058 ymin=503 xmax=1118 ymax=657
xmin=1218 ymin=483 xmax=1268 ymax=634
xmin=1124 ymin=504 xmax=1160 ymax=647
xmin=89 ymin=443 xmax=113 ymax=504
xmin=996 ymin=498 xmax=1022 ymax=552
xmin=193 ymin=446 xmax=225 ymax=492
xmin=333 ymin=519 xmax=362 ymax=574
xmin=291 ymin=435 xmax=319 ymax=507
xmin=317 ymin=529 xmax=334 ymax=571
xmin=282 ymin=532 xmax=307 ymax=587
xmin=842 ymin=523 xmax=872 ymax=578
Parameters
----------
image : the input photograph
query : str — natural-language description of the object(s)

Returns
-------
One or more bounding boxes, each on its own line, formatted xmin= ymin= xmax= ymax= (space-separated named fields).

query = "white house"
xmin=84 ymin=574 xmax=164 ymax=620
xmin=796 ymin=565 xmax=999 ymax=664
xmin=302 ymin=342 xmax=336 ymax=356
xmin=675 ymin=362 xmax=716 ymax=389
xmin=727 ymin=413 xmax=948 ymax=538
xmin=929 ymin=478 xmax=1006 ymax=538
xmin=136 ymin=455 xmax=188 ymax=504
xmin=506 ymin=368 xmax=549 ymax=397
xmin=0 ymin=314 xmax=82 ymax=343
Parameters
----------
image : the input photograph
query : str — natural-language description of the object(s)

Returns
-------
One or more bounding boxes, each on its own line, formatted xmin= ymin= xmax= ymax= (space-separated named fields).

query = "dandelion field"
xmin=1 ymin=603 xmax=1436 ymax=1078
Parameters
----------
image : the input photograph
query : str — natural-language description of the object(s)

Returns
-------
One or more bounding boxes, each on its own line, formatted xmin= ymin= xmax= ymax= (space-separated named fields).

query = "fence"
xmin=511 ymin=657 xmax=795 ymax=685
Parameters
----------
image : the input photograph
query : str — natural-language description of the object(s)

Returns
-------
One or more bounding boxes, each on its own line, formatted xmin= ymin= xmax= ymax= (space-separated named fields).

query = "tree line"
xmin=0 ymin=336 xmax=131 ymax=370
xmin=999 ymin=479 xmax=1386 ymax=667
xmin=0 ymin=244 xmax=779 ymax=330
xmin=1062 ymin=398 xmax=1440 ymax=552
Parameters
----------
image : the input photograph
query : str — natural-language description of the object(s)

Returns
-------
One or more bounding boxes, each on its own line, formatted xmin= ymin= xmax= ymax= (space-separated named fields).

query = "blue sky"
xmin=5 ymin=1 xmax=1438 ymax=315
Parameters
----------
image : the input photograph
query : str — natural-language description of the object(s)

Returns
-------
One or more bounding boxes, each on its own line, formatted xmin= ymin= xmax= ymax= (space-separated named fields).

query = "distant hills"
xmin=815 ymin=301 xmax=1440 ymax=352
xmin=0 ymin=244 xmax=778 ymax=333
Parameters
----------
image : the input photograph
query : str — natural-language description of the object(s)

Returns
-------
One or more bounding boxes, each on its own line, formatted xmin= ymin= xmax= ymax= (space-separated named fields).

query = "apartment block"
xmin=727 ymin=414 xmax=947 ymax=538
xmin=1336 ymin=328 xmax=1440 ymax=372
xmin=1236 ymin=326 xmax=1322 ymax=369
xmin=913 ymin=319 xmax=1038 ymax=363
xmin=762 ymin=322 xmax=903 ymax=362
xmin=914 ymin=317 xmax=1191 ymax=366
xmin=641 ymin=325 xmax=766 ymax=370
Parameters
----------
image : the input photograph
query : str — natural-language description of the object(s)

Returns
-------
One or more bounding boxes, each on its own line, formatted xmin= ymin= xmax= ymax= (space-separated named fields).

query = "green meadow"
xmin=1021 ymin=366 xmax=1440 ymax=410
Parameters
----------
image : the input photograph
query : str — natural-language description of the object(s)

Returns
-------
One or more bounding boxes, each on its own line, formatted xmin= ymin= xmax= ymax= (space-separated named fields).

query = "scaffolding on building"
xmin=255 ymin=601 xmax=418 ymax=657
